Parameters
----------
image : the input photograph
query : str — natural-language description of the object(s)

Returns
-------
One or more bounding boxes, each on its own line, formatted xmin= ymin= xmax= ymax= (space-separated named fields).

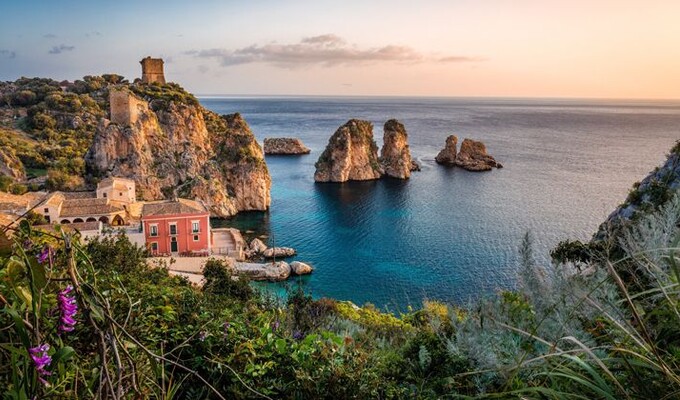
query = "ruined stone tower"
xmin=109 ymin=88 xmax=148 ymax=126
xmin=140 ymin=56 xmax=165 ymax=84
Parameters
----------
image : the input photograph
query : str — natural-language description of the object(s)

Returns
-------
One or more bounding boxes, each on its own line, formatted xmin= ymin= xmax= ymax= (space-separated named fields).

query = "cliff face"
xmin=86 ymin=92 xmax=270 ymax=216
xmin=596 ymin=142 xmax=680 ymax=239
xmin=314 ymin=119 xmax=383 ymax=182
xmin=380 ymin=119 xmax=415 ymax=179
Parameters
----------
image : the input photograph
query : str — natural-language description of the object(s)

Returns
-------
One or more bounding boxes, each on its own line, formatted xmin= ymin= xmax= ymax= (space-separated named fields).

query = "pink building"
xmin=141 ymin=199 xmax=211 ymax=256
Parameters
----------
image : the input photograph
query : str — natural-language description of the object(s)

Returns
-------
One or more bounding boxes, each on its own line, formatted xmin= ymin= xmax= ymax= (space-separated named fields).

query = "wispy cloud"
xmin=48 ymin=44 xmax=75 ymax=54
xmin=85 ymin=31 xmax=102 ymax=38
xmin=43 ymin=33 xmax=57 ymax=38
xmin=185 ymin=34 xmax=481 ymax=68
xmin=0 ymin=49 xmax=16 ymax=59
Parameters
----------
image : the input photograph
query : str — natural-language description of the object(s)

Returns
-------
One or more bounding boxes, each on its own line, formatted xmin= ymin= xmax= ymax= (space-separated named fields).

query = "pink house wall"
xmin=142 ymin=212 xmax=210 ymax=255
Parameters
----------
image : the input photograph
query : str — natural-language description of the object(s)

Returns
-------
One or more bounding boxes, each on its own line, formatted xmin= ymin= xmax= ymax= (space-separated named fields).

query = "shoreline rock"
xmin=262 ymin=247 xmax=297 ymax=259
xmin=435 ymin=135 xmax=458 ymax=165
xmin=290 ymin=261 xmax=313 ymax=275
xmin=263 ymin=138 xmax=311 ymax=155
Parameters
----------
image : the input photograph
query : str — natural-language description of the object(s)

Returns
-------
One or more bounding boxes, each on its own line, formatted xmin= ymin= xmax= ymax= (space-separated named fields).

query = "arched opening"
xmin=60 ymin=219 xmax=71 ymax=224
xmin=73 ymin=218 xmax=84 ymax=223
xmin=86 ymin=217 xmax=97 ymax=222
xmin=112 ymin=215 xmax=125 ymax=226
xmin=98 ymin=216 xmax=109 ymax=224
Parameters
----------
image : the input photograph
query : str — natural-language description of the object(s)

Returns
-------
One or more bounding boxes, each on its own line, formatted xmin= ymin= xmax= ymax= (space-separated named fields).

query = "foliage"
xmin=202 ymin=257 xmax=254 ymax=301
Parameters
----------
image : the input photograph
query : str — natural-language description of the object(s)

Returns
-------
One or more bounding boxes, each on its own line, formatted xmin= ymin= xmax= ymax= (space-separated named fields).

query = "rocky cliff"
xmin=314 ymin=119 xmax=383 ymax=182
xmin=86 ymin=88 xmax=270 ymax=216
xmin=0 ymin=147 xmax=25 ymax=180
xmin=596 ymin=141 xmax=680 ymax=240
xmin=263 ymin=138 xmax=311 ymax=155
xmin=380 ymin=119 xmax=416 ymax=179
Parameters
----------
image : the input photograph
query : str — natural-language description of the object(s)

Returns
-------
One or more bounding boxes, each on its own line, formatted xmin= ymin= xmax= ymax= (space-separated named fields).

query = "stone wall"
xmin=109 ymin=89 xmax=147 ymax=126
xmin=140 ymin=57 xmax=165 ymax=84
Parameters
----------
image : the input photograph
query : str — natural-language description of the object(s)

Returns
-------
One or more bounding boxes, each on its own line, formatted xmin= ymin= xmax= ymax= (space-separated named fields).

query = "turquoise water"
xmin=202 ymin=97 xmax=680 ymax=310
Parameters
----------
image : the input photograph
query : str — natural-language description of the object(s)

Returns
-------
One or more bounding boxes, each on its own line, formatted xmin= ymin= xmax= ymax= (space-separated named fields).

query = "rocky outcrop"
xmin=595 ymin=142 xmax=680 ymax=240
xmin=456 ymin=139 xmax=501 ymax=171
xmin=85 ymin=90 xmax=270 ymax=217
xmin=263 ymin=138 xmax=311 ymax=155
xmin=262 ymin=247 xmax=297 ymax=259
xmin=314 ymin=119 xmax=383 ymax=182
xmin=435 ymin=135 xmax=458 ymax=165
xmin=249 ymin=238 xmax=268 ymax=254
xmin=435 ymin=136 xmax=501 ymax=171
xmin=290 ymin=261 xmax=313 ymax=275
xmin=0 ymin=147 xmax=25 ymax=181
xmin=236 ymin=261 xmax=291 ymax=281
xmin=380 ymin=119 xmax=416 ymax=179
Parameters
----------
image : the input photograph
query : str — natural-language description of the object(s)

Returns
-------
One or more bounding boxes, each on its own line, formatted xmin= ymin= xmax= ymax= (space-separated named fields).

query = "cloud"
xmin=43 ymin=33 xmax=57 ymax=38
xmin=85 ymin=31 xmax=102 ymax=37
xmin=0 ymin=49 xmax=16 ymax=59
xmin=48 ymin=44 xmax=75 ymax=54
xmin=185 ymin=34 xmax=481 ymax=68
xmin=438 ymin=55 xmax=485 ymax=63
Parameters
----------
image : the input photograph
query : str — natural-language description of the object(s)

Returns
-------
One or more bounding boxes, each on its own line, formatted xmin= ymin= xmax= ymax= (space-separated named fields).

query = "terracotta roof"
xmin=43 ymin=193 xmax=65 ymax=207
xmin=60 ymin=198 xmax=124 ymax=217
xmin=142 ymin=198 xmax=207 ymax=217
xmin=98 ymin=177 xmax=136 ymax=187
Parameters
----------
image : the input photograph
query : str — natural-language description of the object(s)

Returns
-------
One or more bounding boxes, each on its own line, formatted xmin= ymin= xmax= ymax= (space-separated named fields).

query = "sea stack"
xmin=380 ymin=119 xmax=417 ymax=179
xmin=314 ymin=119 xmax=383 ymax=182
xmin=435 ymin=136 xmax=501 ymax=171
xmin=263 ymin=138 xmax=311 ymax=155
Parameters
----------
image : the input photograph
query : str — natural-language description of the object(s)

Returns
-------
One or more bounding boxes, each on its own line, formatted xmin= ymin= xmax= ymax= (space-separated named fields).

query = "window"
xmin=43 ymin=208 xmax=49 ymax=213
xmin=45 ymin=216 xmax=51 ymax=223
xmin=169 ymin=223 xmax=177 ymax=235
xmin=192 ymin=221 xmax=200 ymax=233
xmin=150 ymin=224 xmax=158 ymax=237
xmin=103 ymin=192 xmax=107 ymax=198
xmin=150 ymin=242 xmax=158 ymax=252
xmin=193 ymin=235 xmax=199 ymax=241
xmin=119 ymin=192 xmax=123 ymax=196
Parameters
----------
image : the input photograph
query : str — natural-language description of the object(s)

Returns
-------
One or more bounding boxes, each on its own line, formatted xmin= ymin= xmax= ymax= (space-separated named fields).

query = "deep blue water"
xmin=201 ymin=96 xmax=680 ymax=310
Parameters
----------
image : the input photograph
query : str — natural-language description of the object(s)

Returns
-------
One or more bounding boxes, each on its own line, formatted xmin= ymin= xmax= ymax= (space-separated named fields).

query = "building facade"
xmin=141 ymin=199 xmax=210 ymax=255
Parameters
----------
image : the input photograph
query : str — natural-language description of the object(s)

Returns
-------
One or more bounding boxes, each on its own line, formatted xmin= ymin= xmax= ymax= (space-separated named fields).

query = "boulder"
xmin=249 ymin=238 xmax=267 ymax=254
xmin=435 ymin=135 xmax=458 ymax=165
xmin=380 ymin=119 xmax=415 ymax=179
xmin=455 ymin=138 xmax=500 ymax=171
xmin=314 ymin=119 xmax=383 ymax=182
xmin=290 ymin=261 xmax=313 ymax=275
xmin=235 ymin=261 xmax=291 ymax=281
xmin=262 ymin=247 xmax=297 ymax=259
xmin=263 ymin=138 xmax=311 ymax=155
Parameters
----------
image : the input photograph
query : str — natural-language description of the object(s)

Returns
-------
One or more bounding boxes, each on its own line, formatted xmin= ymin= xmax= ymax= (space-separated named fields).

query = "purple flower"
xmin=272 ymin=319 xmax=280 ymax=332
xmin=198 ymin=331 xmax=207 ymax=342
xmin=57 ymin=286 xmax=78 ymax=334
xmin=36 ymin=246 xmax=51 ymax=264
xmin=293 ymin=330 xmax=304 ymax=340
xmin=29 ymin=344 xmax=52 ymax=385
xmin=222 ymin=321 xmax=230 ymax=337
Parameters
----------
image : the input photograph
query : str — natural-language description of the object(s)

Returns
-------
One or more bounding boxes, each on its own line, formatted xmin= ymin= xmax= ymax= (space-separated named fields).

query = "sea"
xmin=201 ymin=96 xmax=680 ymax=311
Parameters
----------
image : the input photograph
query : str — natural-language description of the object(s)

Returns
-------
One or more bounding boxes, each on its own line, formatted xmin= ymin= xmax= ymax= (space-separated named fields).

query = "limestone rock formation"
xmin=249 ymin=238 xmax=268 ymax=254
xmin=262 ymin=247 xmax=297 ymax=259
xmin=435 ymin=135 xmax=458 ymax=165
xmin=85 ymin=90 xmax=270 ymax=217
xmin=236 ymin=261 xmax=291 ymax=281
xmin=314 ymin=119 xmax=384 ymax=182
xmin=0 ymin=147 xmax=25 ymax=181
xmin=435 ymin=136 xmax=501 ymax=171
xmin=380 ymin=119 xmax=416 ymax=179
xmin=263 ymin=138 xmax=311 ymax=155
xmin=455 ymin=138 xmax=501 ymax=171
xmin=290 ymin=261 xmax=313 ymax=275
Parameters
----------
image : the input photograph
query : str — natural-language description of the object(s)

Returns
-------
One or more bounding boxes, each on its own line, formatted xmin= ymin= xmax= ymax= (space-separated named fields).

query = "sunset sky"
xmin=1 ymin=0 xmax=679 ymax=98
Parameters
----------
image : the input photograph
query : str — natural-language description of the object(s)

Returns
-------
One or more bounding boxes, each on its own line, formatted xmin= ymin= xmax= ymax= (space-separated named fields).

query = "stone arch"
xmin=86 ymin=217 xmax=97 ymax=222
xmin=60 ymin=219 xmax=71 ymax=224
xmin=112 ymin=215 xmax=125 ymax=226
xmin=98 ymin=216 xmax=109 ymax=224
xmin=73 ymin=218 xmax=84 ymax=223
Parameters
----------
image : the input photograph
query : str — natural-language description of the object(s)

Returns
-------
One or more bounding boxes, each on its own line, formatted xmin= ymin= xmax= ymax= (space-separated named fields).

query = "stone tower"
xmin=140 ymin=56 xmax=165 ymax=84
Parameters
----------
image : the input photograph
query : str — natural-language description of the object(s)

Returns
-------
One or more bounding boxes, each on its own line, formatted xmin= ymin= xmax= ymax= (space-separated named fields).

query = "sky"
xmin=1 ymin=0 xmax=679 ymax=98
